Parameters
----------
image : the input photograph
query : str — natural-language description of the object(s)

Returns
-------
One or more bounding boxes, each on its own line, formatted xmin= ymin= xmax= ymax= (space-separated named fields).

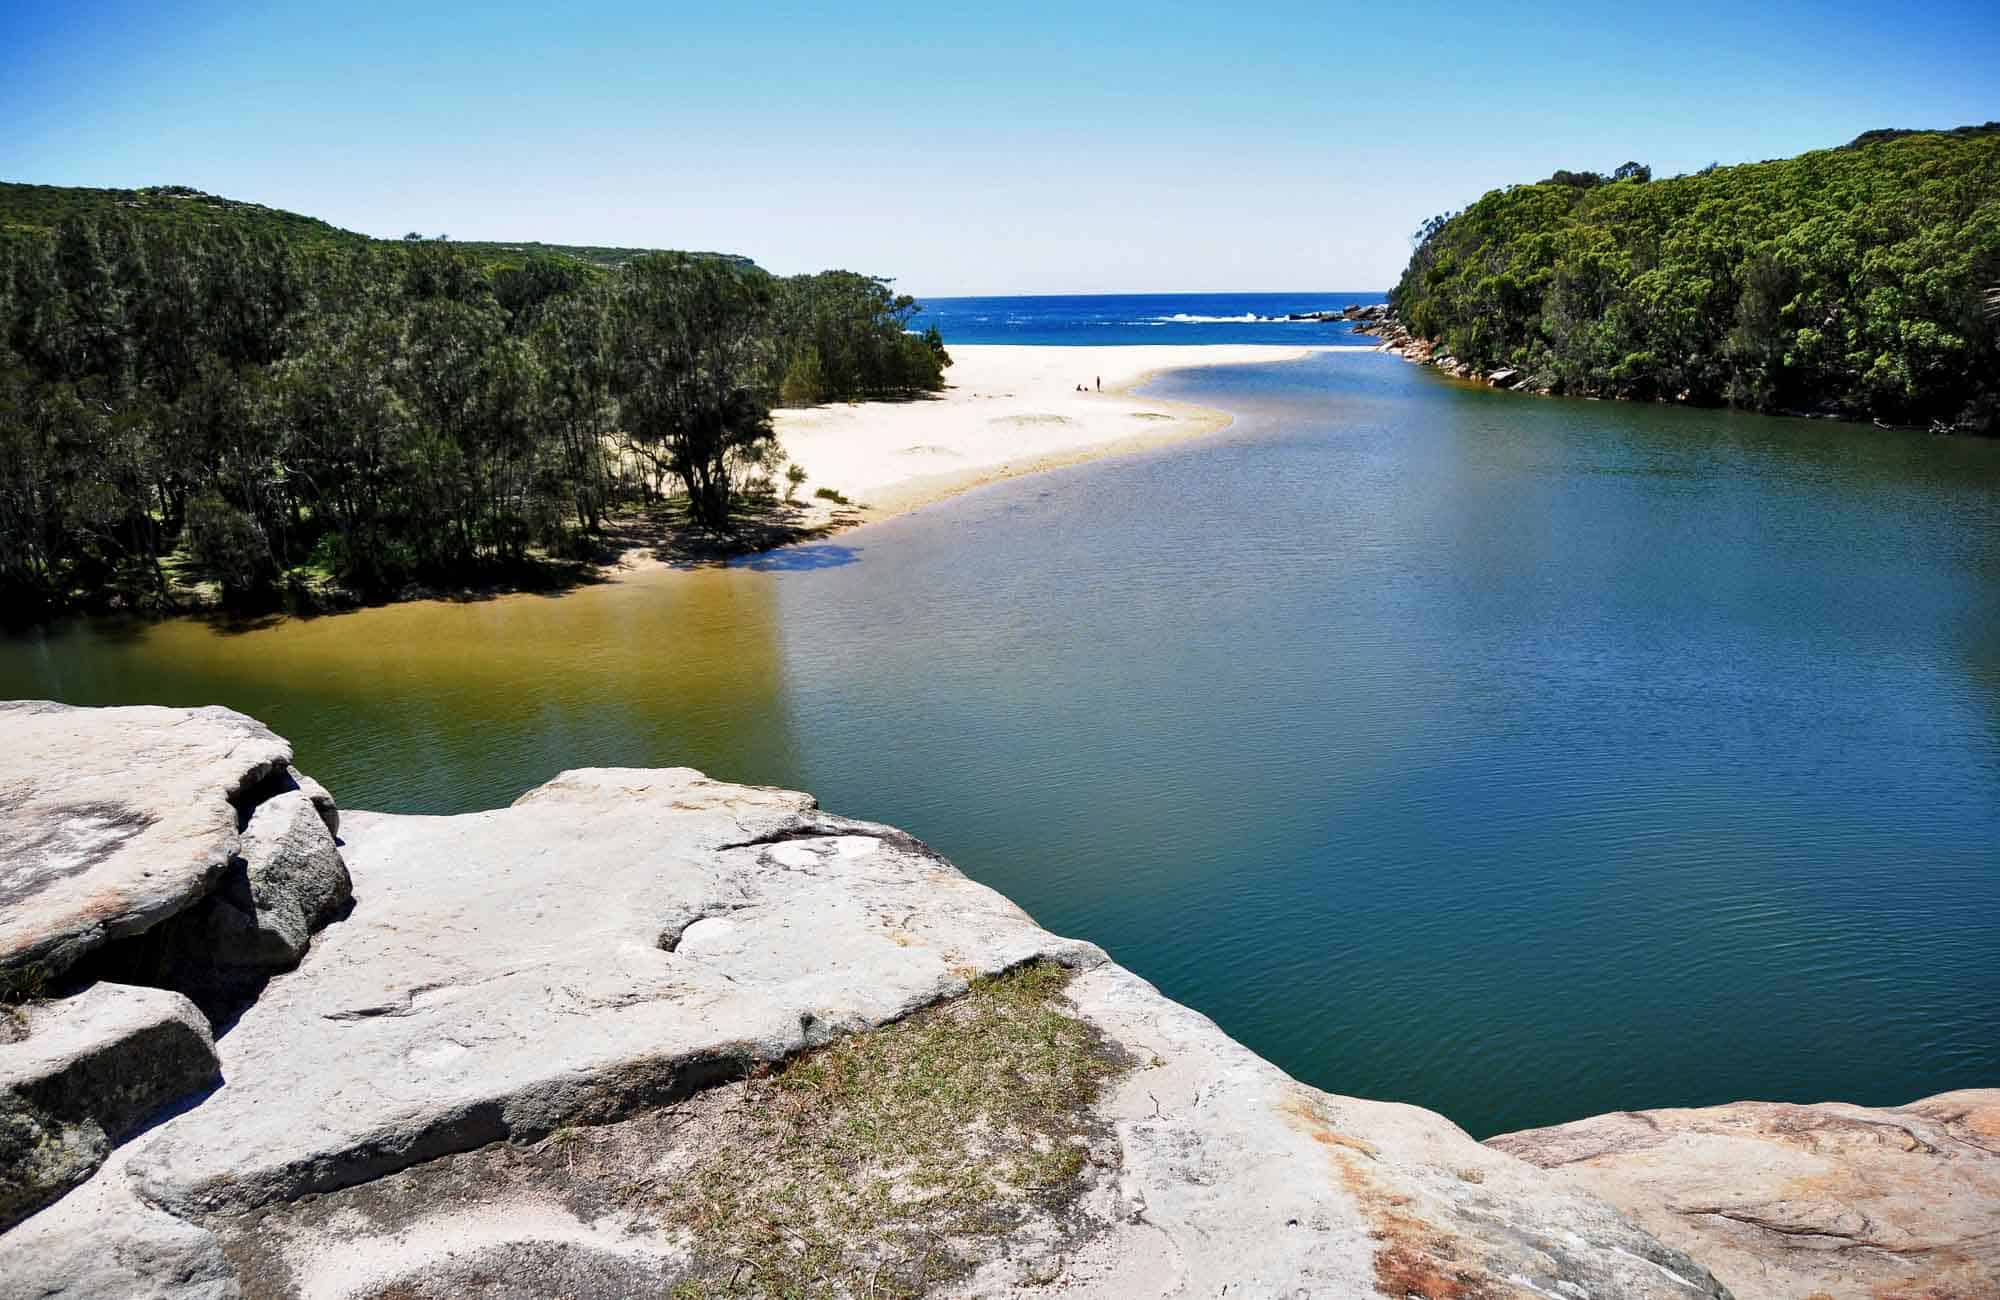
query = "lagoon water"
xmin=5 ymin=343 xmax=1998 ymax=1137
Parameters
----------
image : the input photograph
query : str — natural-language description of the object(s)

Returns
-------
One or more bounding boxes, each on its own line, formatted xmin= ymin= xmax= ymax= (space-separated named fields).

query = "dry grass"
xmin=661 ymin=962 xmax=1125 ymax=1299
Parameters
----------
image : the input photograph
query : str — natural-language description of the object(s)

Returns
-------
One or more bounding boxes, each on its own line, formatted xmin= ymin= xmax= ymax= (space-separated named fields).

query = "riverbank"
xmin=585 ymin=343 xmax=1324 ymax=584
xmin=1355 ymin=310 xmax=1984 ymax=433
xmin=90 ymin=344 xmax=1323 ymax=620
xmin=773 ymin=343 xmax=1317 ymax=518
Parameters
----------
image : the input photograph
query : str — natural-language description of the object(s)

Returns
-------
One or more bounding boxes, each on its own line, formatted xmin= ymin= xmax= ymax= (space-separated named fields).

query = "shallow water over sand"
xmin=7 ymin=351 xmax=1998 ymax=1137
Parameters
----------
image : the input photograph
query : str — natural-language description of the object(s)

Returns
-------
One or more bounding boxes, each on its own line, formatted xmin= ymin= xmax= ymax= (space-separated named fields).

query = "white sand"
xmin=771 ymin=344 xmax=1323 ymax=520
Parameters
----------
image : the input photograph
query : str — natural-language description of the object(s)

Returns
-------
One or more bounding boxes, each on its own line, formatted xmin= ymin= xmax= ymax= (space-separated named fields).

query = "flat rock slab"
xmin=992 ymin=960 xmax=1727 ymax=1300
xmin=0 ymin=702 xmax=295 ymax=990
xmin=127 ymin=768 xmax=1094 ymax=1217
xmin=1 ymin=766 xmax=1729 ymax=1299
xmin=1489 ymin=1089 xmax=2000 ymax=1300
xmin=0 ymin=981 xmax=217 ymax=1231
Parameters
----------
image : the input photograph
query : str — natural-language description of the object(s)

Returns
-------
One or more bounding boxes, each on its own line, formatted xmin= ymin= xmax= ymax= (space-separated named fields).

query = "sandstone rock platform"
xmin=1 ymin=756 xmax=1729 ymax=1299
xmin=2 ymin=704 xmax=1987 ymax=1299
xmin=1489 ymin=1090 xmax=2000 ymax=1300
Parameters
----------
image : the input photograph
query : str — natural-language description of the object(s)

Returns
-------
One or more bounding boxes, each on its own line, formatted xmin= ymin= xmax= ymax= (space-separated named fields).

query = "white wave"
xmin=1144 ymin=312 xmax=1328 ymax=324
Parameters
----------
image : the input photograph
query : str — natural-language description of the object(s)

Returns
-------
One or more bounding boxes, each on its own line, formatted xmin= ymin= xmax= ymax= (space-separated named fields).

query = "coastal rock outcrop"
xmin=0 ymin=702 xmax=350 ymax=1004
xmin=0 ymin=702 xmax=296 ymax=992
xmin=2 ymin=705 xmax=1984 ymax=1298
xmin=0 ymin=702 xmax=351 ymax=1241
xmin=187 ymin=789 xmax=350 ymax=975
xmin=0 ymin=715 xmax=1732 ymax=1300
xmin=1489 ymin=1092 xmax=2000 ymax=1300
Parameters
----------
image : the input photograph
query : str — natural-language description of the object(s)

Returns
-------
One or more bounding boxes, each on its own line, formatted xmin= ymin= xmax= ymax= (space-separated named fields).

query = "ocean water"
xmin=909 ymin=292 xmax=1385 ymax=346
xmin=7 ymin=319 xmax=1998 ymax=1139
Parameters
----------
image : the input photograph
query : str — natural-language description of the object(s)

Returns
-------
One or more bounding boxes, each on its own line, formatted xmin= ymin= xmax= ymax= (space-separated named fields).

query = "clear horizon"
xmin=5 ymin=0 xmax=1997 ymax=296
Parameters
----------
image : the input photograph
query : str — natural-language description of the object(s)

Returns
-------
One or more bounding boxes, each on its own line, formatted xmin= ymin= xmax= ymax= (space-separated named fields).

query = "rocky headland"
xmin=1 ymin=702 xmax=1992 ymax=1298
xmin=1342 ymin=305 xmax=1531 ymax=392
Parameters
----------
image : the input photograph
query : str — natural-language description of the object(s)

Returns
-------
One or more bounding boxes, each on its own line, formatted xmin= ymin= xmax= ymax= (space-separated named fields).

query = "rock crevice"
xmin=0 ymin=703 xmax=351 ymax=1235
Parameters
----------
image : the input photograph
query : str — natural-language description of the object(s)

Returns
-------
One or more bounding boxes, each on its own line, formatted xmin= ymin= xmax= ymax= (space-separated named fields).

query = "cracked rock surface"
xmin=0 ymin=702 xmax=352 ymax=1250
xmin=0 ymin=982 xmax=217 ymax=1232
xmin=1 ymin=761 xmax=1732 ymax=1299
xmin=1489 ymin=1090 xmax=2000 ymax=1300
xmin=0 ymin=702 xmax=296 ymax=991
xmin=192 ymin=790 xmax=352 ymax=975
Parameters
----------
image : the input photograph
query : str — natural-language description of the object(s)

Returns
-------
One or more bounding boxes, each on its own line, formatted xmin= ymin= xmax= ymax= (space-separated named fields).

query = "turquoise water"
xmin=6 ymin=350 xmax=1998 ymax=1137
xmin=910 ymin=292 xmax=1383 ymax=345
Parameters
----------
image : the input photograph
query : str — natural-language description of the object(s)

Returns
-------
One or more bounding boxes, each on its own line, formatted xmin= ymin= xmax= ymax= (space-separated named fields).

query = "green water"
xmin=6 ymin=352 xmax=1998 ymax=1137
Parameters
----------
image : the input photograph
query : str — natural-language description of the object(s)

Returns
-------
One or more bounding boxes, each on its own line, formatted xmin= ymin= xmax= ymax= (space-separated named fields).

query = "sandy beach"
xmin=771 ymin=344 xmax=1323 ymax=521
xmin=589 ymin=342 xmax=1339 ymax=581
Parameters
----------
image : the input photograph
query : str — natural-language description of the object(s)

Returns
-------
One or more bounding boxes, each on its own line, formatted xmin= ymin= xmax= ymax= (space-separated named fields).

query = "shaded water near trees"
xmin=6 ymin=351 xmax=1998 ymax=1137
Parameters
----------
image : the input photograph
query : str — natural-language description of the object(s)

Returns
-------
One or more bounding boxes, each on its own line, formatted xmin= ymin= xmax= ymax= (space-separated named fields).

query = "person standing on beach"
xmin=1095 ymin=376 xmax=1101 ymax=391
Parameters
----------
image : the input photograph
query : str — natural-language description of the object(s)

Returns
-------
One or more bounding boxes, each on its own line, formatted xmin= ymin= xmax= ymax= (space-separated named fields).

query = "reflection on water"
xmin=730 ymin=543 xmax=863 ymax=573
xmin=4 ymin=566 xmax=798 ymax=815
xmin=5 ymin=351 xmax=1998 ymax=1137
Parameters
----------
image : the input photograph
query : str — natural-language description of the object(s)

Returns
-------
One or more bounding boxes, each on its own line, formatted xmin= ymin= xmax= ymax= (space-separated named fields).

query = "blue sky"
xmin=4 ymin=1 xmax=1995 ymax=295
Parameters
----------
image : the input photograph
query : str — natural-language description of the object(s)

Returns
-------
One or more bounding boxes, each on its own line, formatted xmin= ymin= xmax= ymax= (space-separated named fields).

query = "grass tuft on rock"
xmin=663 ymin=961 xmax=1124 ymax=1299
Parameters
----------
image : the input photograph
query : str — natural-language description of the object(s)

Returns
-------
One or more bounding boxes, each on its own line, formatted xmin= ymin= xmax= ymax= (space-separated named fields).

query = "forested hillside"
xmin=1389 ymin=125 xmax=2000 ymax=428
xmin=0 ymin=181 xmax=761 ymax=273
xmin=0 ymin=183 xmax=364 ymax=248
xmin=0 ymin=184 xmax=948 ymax=616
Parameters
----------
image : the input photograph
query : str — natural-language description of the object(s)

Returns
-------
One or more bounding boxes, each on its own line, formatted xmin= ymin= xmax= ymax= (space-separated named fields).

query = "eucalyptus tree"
xmin=612 ymin=254 xmax=777 ymax=532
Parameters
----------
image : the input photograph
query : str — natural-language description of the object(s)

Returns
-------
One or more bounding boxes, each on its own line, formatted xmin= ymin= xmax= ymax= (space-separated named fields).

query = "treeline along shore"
xmin=0 ymin=184 xmax=950 ymax=618
xmin=1383 ymin=124 xmax=2000 ymax=431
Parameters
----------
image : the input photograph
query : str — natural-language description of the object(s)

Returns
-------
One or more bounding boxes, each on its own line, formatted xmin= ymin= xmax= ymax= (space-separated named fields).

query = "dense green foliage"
xmin=1390 ymin=125 xmax=2000 ymax=427
xmin=0 ymin=189 xmax=947 ymax=615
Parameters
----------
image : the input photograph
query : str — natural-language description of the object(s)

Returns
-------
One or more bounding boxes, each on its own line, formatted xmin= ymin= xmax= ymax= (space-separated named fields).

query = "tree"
xmin=613 ymin=255 xmax=776 ymax=532
xmin=186 ymin=491 xmax=277 ymax=605
xmin=779 ymin=346 xmax=825 ymax=406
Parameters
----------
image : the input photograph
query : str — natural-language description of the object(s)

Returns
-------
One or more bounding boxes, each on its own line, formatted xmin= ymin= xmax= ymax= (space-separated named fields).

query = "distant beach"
xmin=770 ymin=343 xmax=1322 ymax=525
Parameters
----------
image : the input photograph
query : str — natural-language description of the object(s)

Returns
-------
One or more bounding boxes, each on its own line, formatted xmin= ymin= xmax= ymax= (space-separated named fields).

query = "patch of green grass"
xmin=661 ymin=962 xmax=1123 ymax=1299
xmin=811 ymin=487 xmax=852 ymax=506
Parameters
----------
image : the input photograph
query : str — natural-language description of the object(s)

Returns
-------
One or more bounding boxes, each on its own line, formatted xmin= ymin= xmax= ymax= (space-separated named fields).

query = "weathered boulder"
xmin=197 ymin=790 xmax=351 ymax=972
xmin=0 ymin=765 xmax=1728 ymax=1299
xmin=121 ymin=769 xmax=1107 ymax=1219
xmin=0 ymin=982 xmax=217 ymax=1231
xmin=284 ymin=765 xmax=338 ymax=838
xmin=1489 ymin=1090 xmax=2000 ymax=1300
xmin=0 ymin=702 xmax=293 ymax=993
xmin=0 ymin=703 xmax=350 ymax=1018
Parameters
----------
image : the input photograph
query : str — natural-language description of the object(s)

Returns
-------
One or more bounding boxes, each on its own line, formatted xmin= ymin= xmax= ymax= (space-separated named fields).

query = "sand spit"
xmin=771 ymin=343 xmax=1332 ymax=522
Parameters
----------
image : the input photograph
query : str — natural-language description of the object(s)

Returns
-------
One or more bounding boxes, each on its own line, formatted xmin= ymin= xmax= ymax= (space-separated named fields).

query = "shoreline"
xmin=601 ymin=342 xmax=1331 ymax=582
xmin=17 ymin=344 xmax=1335 ymax=629
xmin=1358 ymin=314 xmax=1984 ymax=434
